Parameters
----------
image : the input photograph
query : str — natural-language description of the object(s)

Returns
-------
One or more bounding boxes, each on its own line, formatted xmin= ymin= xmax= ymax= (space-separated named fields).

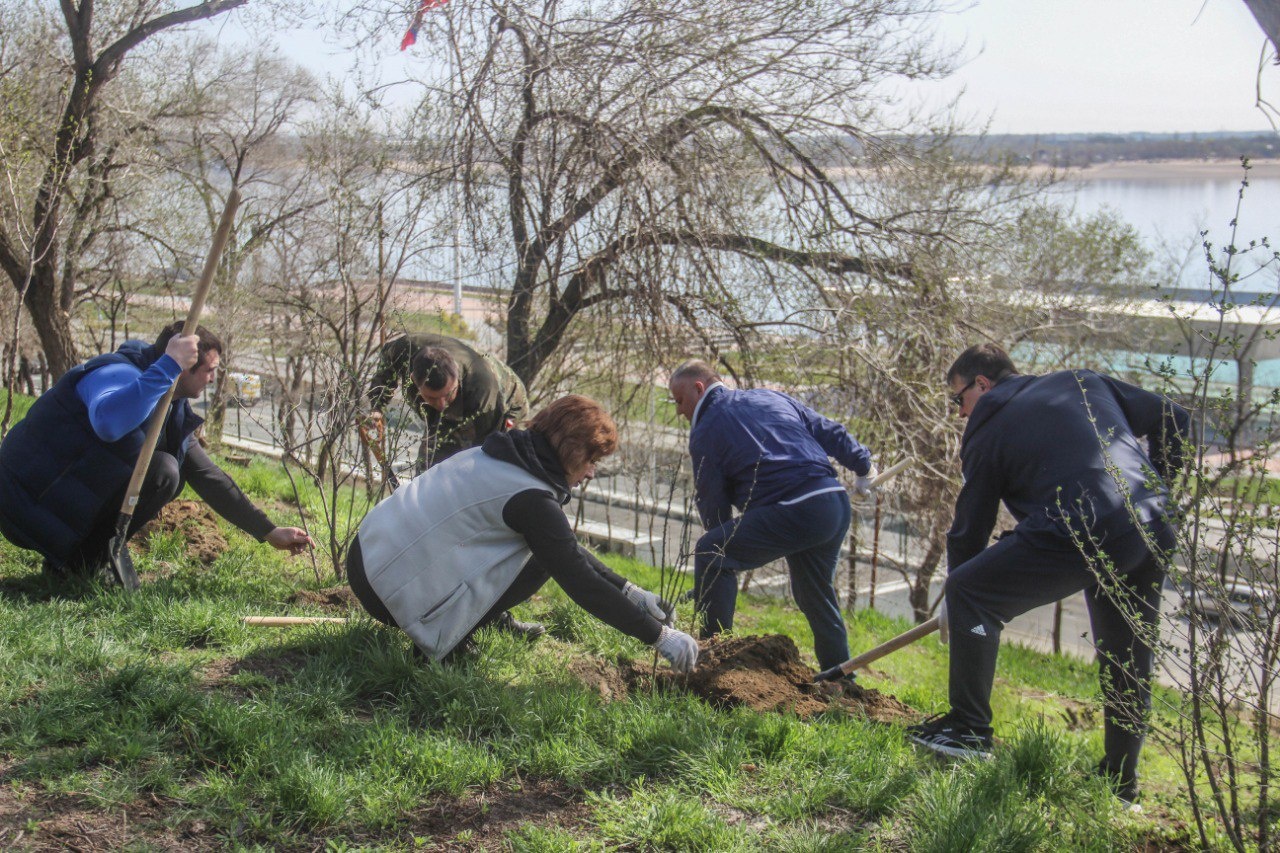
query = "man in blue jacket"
xmin=909 ymin=344 xmax=1189 ymax=804
xmin=0 ymin=322 xmax=312 ymax=583
xmin=668 ymin=361 xmax=877 ymax=678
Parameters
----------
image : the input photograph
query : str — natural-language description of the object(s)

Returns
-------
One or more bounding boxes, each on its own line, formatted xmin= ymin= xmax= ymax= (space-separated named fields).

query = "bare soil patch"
xmin=397 ymin=779 xmax=588 ymax=849
xmin=566 ymin=656 xmax=631 ymax=702
xmin=136 ymin=500 xmax=228 ymax=565
xmin=675 ymin=634 xmax=916 ymax=722
xmin=201 ymin=648 xmax=313 ymax=696
xmin=0 ymin=765 xmax=588 ymax=851
xmin=288 ymin=585 xmax=360 ymax=611
xmin=0 ymin=779 xmax=219 ymax=852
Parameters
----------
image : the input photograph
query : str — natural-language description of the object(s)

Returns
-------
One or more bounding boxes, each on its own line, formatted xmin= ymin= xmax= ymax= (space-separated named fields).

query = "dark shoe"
xmin=907 ymin=712 xmax=994 ymax=759
xmin=494 ymin=611 xmax=546 ymax=641
xmin=816 ymin=673 xmax=863 ymax=699
xmin=1098 ymin=760 xmax=1140 ymax=808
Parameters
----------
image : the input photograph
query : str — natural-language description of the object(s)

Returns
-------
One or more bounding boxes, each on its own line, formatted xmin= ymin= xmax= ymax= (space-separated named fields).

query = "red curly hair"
xmin=529 ymin=395 xmax=618 ymax=474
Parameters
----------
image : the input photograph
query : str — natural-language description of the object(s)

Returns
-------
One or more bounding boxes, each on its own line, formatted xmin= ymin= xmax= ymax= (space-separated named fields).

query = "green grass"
xmin=1218 ymin=474 xmax=1280 ymax=506
xmin=0 ymin=455 xmax=1219 ymax=849
xmin=0 ymin=389 xmax=36 ymax=424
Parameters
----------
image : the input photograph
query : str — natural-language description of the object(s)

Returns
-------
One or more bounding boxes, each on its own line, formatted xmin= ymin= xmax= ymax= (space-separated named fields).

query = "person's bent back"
xmin=346 ymin=394 xmax=699 ymax=672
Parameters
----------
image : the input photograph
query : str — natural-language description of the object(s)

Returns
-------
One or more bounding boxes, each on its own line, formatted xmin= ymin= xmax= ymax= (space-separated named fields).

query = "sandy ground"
xmin=1043 ymin=159 xmax=1280 ymax=182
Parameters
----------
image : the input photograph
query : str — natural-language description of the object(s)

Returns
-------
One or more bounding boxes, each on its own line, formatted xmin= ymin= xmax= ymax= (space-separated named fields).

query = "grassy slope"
xmin=0 ymin=454 xmax=1212 ymax=851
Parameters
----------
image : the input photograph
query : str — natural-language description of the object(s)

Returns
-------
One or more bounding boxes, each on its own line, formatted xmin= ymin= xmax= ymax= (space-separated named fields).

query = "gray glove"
xmin=624 ymin=581 xmax=674 ymax=626
xmin=653 ymin=626 xmax=699 ymax=673
xmin=937 ymin=598 xmax=950 ymax=646
xmin=854 ymin=464 xmax=880 ymax=496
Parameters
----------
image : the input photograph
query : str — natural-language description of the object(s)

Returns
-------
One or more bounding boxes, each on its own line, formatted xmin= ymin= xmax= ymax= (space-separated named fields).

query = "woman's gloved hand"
xmin=653 ymin=626 xmax=699 ymax=673
xmin=624 ymin=581 xmax=674 ymax=626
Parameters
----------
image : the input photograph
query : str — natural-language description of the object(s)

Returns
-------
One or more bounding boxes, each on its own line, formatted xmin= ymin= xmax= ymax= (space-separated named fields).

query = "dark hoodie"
xmin=482 ymin=430 xmax=663 ymax=645
xmin=947 ymin=370 xmax=1190 ymax=570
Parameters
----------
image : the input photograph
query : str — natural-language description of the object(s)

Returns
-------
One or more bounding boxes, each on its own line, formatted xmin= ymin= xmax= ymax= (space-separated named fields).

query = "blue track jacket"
xmin=689 ymin=385 xmax=873 ymax=529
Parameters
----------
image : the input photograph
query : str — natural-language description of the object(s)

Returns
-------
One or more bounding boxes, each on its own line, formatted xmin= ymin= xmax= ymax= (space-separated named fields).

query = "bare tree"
xmin=818 ymin=158 xmax=1154 ymax=622
xmin=143 ymin=38 xmax=319 ymax=442
xmin=251 ymin=85 xmax=446 ymax=579
xmin=1136 ymin=171 xmax=1280 ymax=851
xmin=0 ymin=0 xmax=251 ymax=379
xmin=371 ymin=0 xmax=974 ymax=391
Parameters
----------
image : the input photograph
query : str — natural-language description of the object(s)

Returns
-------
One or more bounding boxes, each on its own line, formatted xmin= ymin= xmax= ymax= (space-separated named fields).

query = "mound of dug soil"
xmin=288 ymin=586 xmax=360 ymax=611
xmin=566 ymin=634 xmax=916 ymax=723
xmin=681 ymin=634 xmax=917 ymax=722
xmin=136 ymin=499 xmax=228 ymax=565
xmin=678 ymin=634 xmax=830 ymax=717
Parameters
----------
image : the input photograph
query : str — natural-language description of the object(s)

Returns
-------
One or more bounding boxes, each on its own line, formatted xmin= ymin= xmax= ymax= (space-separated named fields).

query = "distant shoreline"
xmin=1035 ymin=159 xmax=1280 ymax=181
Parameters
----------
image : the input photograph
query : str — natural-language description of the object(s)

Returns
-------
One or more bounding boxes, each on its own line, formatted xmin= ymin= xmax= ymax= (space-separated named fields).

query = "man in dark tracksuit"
xmin=908 ymin=343 xmax=1190 ymax=803
xmin=668 ymin=360 xmax=878 ymax=677
xmin=366 ymin=333 xmax=527 ymax=473
xmin=0 ymin=322 xmax=312 ymax=582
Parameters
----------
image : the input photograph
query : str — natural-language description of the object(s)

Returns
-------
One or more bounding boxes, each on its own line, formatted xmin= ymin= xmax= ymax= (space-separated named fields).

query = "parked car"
xmin=1188 ymin=579 xmax=1276 ymax=627
xmin=226 ymin=371 xmax=263 ymax=407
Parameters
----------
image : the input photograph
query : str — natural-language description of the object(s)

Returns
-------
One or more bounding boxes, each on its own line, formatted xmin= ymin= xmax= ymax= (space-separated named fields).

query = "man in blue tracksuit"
xmin=668 ymin=361 xmax=878 ymax=676
xmin=909 ymin=343 xmax=1190 ymax=804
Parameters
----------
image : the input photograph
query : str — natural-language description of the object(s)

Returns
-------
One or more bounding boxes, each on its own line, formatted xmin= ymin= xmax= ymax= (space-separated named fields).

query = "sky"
xmin=220 ymin=0 xmax=1277 ymax=135
xmin=905 ymin=0 xmax=1276 ymax=134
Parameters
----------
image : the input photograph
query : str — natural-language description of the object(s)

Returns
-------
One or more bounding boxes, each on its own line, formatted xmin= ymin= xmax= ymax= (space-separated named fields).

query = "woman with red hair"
xmin=347 ymin=395 xmax=698 ymax=672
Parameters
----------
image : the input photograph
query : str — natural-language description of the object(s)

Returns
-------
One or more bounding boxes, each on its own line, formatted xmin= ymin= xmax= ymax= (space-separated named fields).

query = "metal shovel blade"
xmin=103 ymin=516 xmax=141 ymax=591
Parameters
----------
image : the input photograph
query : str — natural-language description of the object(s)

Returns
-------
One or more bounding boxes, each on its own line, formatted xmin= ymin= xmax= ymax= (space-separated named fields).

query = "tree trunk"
xmin=909 ymin=532 xmax=946 ymax=624
xmin=204 ymin=334 xmax=233 ymax=445
xmin=845 ymin=513 xmax=860 ymax=614
xmin=23 ymin=271 xmax=78 ymax=378
xmin=1052 ymin=600 xmax=1064 ymax=654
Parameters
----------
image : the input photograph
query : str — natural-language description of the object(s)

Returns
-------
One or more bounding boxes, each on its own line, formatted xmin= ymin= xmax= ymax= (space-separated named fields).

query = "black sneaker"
xmin=906 ymin=713 xmax=993 ymax=759
xmin=1097 ymin=760 xmax=1140 ymax=809
xmin=494 ymin=611 xmax=546 ymax=641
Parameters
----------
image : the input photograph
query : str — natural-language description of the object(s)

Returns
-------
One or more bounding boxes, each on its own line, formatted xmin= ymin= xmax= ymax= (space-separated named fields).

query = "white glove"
xmin=937 ymin=598 xmax=949 ymax=646
xmin=854 ymin=464 xmax=880 ymax=496
xmin=653 ymin=626 xmax=699 ymax=673
xmin=624 ymin=581 xmax=674 ymax=626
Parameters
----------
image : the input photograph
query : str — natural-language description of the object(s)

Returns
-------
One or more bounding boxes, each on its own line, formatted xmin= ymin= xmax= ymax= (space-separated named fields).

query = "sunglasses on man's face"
xmin=949 ymin=379 xmax=976 ymax=407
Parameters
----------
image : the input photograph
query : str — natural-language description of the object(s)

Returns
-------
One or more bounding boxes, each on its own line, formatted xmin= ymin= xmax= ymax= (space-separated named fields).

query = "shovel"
xmin=864 ymin=456 xmax=915 ymax=492
xmin=102 ymin=189 xmax=241 ymax=590
xmin=814 ymin=616 xmax=941 ymax=682
xmin=244 ymin=615 xmax=349 ymax=627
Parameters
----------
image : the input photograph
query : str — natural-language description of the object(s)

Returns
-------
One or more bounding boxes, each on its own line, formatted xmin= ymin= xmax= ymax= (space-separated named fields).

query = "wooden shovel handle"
xmin=118 ymin=189 xmax=241 ymax=517
xmin=815 ymin=616 xmax=940 ymax=681
xmin=243 ymin=616 xmax=349 ymax=627
xmin=869 ymin=457 xmax=915 ymax=489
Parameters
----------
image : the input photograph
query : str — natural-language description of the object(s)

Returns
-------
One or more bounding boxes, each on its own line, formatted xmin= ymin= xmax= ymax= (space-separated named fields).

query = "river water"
xmin=1069 ymin=164 xmax=1280 ymax=388
xmin=422 ymin=162 xmax=1280 ymax=387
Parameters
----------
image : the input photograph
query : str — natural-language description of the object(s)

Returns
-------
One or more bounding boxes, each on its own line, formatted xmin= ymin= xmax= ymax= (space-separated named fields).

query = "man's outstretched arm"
xmin=183 ymin=443 xmax=312 ymax=554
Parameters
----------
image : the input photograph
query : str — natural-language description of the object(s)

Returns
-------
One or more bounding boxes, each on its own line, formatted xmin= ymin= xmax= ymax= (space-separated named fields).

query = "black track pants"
xmin=944 ymin=521 xmax=1174 ymax=785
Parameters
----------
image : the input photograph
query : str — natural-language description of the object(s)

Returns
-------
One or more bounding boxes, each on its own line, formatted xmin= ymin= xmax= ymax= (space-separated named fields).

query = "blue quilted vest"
xmin=0 ymin=341 xmax=201 ymax=563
